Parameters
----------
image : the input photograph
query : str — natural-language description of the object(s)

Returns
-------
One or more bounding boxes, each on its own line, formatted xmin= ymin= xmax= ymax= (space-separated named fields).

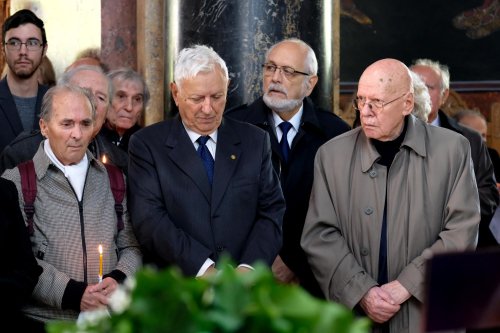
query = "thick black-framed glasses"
xmin=4 ymin=38 xmax=44 ymax=51
xmin=353 ymin=92 xmax=408 ymax=112
xmin=262 ymin=63 xmax=311 ymax=79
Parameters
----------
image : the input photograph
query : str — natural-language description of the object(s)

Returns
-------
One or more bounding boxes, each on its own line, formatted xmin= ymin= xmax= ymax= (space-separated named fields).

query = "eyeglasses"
xmin=4 ymin=38 xmax=43 ymax=51
xmin=262 ymin=63 xmax=311 ymax=79
xmin=353 ymin=92 xmax=408 ymax=112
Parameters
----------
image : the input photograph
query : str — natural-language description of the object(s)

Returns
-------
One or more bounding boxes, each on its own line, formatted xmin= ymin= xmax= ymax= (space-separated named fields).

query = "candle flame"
xmin=102 ymin=154 xmax=107 ymax=164
xmin=98 ymin=244 xmax=103 ymax=254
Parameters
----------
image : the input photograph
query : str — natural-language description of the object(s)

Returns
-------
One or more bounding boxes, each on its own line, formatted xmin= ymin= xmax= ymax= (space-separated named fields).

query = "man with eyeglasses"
xmin=411 ymin=59 xmax=498 ymax=249
xmin=226 ymin=38 xmax=350 ymax=298
xmin=301 ymin=58 xmax=479 ymax=333
xmin=0 ymin=9 xmax=48 ymax=154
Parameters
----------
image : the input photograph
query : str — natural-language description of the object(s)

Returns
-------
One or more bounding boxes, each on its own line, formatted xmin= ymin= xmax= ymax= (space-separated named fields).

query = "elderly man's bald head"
xmin=356 ymin=59 xmax=414 ymax=141
xmin=360 ymin=58 xmax=413 ymax=95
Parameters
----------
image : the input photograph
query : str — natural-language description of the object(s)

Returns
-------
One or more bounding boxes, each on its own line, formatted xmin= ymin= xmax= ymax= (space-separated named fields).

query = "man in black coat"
xmin=225 ymin=39 xmax=350 ymax=297
xmin=411 ymin=59 xmax=499 ymax=248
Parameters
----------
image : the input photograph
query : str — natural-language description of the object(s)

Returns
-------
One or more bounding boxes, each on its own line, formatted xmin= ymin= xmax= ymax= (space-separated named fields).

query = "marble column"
xmin=137 ymin=0 xmax=164 ymax=126
xmin=101 ymin=0 xmax=137 ymax=70
xmin=164 ymin=0 xmax=338 ymax=116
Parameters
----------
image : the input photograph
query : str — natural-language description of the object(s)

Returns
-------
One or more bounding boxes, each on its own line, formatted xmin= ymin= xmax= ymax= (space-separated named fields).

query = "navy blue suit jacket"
xmin=128 ymin=116 xmax=285 ymax=276
xmin=0 ymin=78 xmax=48 ymax=154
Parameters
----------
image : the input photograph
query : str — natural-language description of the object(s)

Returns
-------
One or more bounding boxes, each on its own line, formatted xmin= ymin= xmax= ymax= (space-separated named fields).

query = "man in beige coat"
xmin=301 ymin=58 xmax=479 ymax=333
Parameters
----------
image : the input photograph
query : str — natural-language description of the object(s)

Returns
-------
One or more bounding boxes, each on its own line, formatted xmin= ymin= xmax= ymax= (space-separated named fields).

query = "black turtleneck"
xmin=371 ymin=116 xmax=408 ymax=168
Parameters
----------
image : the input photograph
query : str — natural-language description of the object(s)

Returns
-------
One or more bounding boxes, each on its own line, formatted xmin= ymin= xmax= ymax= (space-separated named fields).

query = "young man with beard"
xmin=225 ymin=38 xmax=350 ymax=298
xmin=0 ymin=9 xmax=48 ymax=154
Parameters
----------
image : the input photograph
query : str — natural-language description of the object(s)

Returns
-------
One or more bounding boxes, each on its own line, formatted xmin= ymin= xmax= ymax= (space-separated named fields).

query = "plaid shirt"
xmin=2 ymin=143 xmax=142 ymax=322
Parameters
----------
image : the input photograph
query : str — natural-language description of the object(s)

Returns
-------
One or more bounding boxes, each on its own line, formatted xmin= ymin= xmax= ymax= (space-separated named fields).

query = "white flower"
xmin=108 ymin=276 xmax=135 ymax=314
xmin=76 ymin=308 xmax=110 ymax=329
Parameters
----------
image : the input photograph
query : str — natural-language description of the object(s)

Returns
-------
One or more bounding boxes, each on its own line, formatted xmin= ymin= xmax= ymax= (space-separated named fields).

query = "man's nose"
xmin=271 ymin=68 xmax=282 ymax=82
xmin=201 ymin=97 xmax=212 ymax=113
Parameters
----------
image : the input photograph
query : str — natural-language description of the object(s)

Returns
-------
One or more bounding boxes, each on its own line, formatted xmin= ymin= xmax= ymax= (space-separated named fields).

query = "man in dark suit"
xmin=128 ymin=45 xmax=285 ymax=277
xmin=411 ymin=59 xmax=499 ymax=248
xmin=225 ymin=39 xmax=350 ymax=297
xmin=0 ymin=9 xmax=49 ymax=154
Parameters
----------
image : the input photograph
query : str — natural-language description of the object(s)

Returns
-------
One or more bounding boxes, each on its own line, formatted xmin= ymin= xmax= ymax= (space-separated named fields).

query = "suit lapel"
xmin=166 ymin=119 xmax=212 ymax=202
xmin=0 ymin=78 xmax=23 ymax=134
xmin=211 ymin=119 xmax=241 ymax=212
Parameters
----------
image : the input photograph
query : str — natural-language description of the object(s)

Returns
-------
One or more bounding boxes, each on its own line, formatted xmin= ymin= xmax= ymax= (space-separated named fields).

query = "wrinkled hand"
xmin=381 ymin=280 xmax=411 ymax=305
xmin=81 ymin=277 xmax=118 ymax=311
xmin=359 ymin=286 xmax=400 ymax=323
xmin=272 ymin=255 xmax=299 ymax=284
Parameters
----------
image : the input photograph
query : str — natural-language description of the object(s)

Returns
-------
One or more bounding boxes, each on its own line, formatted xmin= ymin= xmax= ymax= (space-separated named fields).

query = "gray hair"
xmin=58 ymin=65 xmax=112 ymax=106
xmin=107 ymin=67 xmax=150 ymax=107
xmin=412 ymin=58 xmax=450 ymax=94
xmin=410 ymin=71 xmax=431 ymax=122
xmin=454 ymin=108 xmax=486 ymax=122
xmin=265 ymin=38 xmax=318 ymax=75
xmin=174 ymin=45 xmax=229 ymax=90
xmin=40 ymin=84 xmax=96 ymax=122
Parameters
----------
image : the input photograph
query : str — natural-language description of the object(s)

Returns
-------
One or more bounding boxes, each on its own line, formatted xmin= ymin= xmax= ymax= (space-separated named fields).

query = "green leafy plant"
xmin=48 ymin=259 xmax=370 ymax=333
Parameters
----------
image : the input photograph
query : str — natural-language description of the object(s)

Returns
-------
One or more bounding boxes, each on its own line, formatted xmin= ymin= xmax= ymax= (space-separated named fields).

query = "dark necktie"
xmin=197 ymin=136 xmax=214 ymax=185
xmin=279 ymin=121 xmax=293 ymax=163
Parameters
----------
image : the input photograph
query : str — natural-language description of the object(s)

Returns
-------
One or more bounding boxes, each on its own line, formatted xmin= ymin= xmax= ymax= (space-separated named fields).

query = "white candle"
xmin=98 ymin=244 xmax=103 ymax=283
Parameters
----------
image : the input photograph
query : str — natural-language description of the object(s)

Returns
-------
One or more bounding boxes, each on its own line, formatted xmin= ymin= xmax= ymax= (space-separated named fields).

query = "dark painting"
xmin=340 ymin=0 xmax=500 ymax=92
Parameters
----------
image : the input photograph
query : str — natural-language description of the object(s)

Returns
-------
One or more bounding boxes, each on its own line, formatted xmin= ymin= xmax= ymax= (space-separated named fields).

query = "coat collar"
xmin=32 ymin=140 xmax=105 ymax=180
xmin=0 ymin=78 xmax=48 ymax=133
xmin=438 ymin=110 xmax=464 ymax=134
xmin=359 ymin=115 xmax=427 ymax=172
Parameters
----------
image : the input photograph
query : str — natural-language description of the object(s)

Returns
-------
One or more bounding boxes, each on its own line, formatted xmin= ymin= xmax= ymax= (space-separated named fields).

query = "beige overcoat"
xmin=301 ymin=115 xmax=480 ymax=333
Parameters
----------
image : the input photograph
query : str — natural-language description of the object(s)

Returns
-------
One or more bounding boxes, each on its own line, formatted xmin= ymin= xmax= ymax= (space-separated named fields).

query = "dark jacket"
xmin=438 ymin=110 xmax=499 ymax=247
xmin=100 ymin=123 xmax=141 ymax=153
xmin=0 ymin=78 xmax=48 ymax=154
xmin=487 ymin=147 xmax=500 ymax=181
xmin=0 ymin=178 xmax=42 ymax=324
xmin=225 ymin=97 xmax=350 ymax=297
xmin=128 ymin=116 xmax=285 ymax=276
xmin=0 ymin=130 xmax=129 ymax=175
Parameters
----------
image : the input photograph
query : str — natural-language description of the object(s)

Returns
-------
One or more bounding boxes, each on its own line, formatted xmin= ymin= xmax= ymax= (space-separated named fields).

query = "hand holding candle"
xmin=98 ymin=244 xmax=103 ymax=283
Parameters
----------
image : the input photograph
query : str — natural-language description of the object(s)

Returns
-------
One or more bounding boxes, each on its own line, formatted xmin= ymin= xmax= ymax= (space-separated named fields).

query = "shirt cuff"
xmin=196 ymin=258 xmax=215 ymax=277
xmin=103 ymin=269 xmax=127 ymax=284
xmin=237 ymin=264 xmax=254 ymax=271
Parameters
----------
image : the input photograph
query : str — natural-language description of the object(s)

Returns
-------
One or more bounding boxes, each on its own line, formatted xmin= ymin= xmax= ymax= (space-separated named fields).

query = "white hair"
xmin=410 ymin=71 xmax=431 ymax=122
xmin=174 ymin=45 xmax=229 ymax=90
xmin=412 ymin=58 xmax=450 ymax=94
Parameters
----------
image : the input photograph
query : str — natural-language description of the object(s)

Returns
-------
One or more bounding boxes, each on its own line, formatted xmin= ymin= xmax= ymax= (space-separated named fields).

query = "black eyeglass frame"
xmin=262 ymin=63 xmax=311 ymax=78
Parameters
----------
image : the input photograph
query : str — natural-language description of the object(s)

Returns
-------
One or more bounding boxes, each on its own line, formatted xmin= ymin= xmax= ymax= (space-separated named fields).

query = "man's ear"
xmin=305 ymin=75 xmax=318 ymax=96
xmin=441 ymin=88 xmax=450 ymax=106
xmin=170 ymin=82 xmax=179 ymax=106
xmin=39 ymin=118 xmax=48 ymax=138
xmin=402 ymin=92 xmax=414 ymax=116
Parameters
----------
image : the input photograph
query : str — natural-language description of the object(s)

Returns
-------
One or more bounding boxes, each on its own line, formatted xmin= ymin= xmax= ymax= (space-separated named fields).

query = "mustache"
xmin=267 ymin=83 xmax=287 ymax=96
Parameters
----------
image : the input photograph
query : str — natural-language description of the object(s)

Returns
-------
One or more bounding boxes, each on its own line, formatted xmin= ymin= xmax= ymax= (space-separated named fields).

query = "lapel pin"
xmin=230 ymin=154 xmax=236 ymax=160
